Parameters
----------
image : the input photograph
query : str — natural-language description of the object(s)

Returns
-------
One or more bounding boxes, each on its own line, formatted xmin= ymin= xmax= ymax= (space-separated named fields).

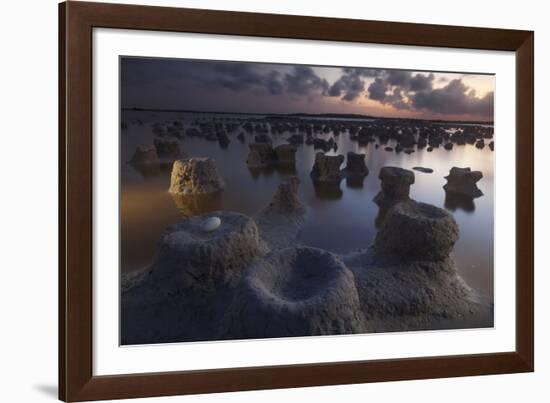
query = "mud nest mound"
xmin=374 ymin=200 xmax=459 ymax=261
xmin=168 ymin=158 xmax=225 ymax=196
xmin=373 ymin=166 xmax=415 ymax=207
xmin=221 ymin=246 xmax=366 ymax=339
xmin=151 ymin=211 xmax=268 ymax=293
xmin=443 ymin=167 xmax=484 ymax=198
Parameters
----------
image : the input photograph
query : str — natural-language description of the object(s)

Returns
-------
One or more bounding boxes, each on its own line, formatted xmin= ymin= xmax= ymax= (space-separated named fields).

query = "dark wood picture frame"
xmin=59 ymin=1 xmax=534 ymax=401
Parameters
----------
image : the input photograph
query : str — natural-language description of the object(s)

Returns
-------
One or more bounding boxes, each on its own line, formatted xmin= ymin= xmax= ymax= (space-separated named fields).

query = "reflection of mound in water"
xmin=247 ymin=164 xmax=297 ymax=179
xmin=444 ymin=191 xmax=476 ymax=213
xmin=245 ymin=143 xmax=296 ymax=171
xmin=220 ymin=246 xmax=366 ymax=339
xmin=170 ymin=191 xmax=223 ymax=217
xmin=345 ymin=176 xmax=365 ymax=189
xmin=312 ymin=181 xmax=343 ymax=200
xmin=130 ymin=160 xmax=173 ymax=179
xmin=129 ymin=143 xmax=175 ymax=179
xmin=130 ymin=161 xmax=161 ymax=178
xmin=130 ymin=145 xmax=158 ymax=165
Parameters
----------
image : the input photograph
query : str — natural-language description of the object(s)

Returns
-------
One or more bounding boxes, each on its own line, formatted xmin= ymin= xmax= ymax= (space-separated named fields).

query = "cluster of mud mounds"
xmin=122 ymin=166 xmax=491 ymax=344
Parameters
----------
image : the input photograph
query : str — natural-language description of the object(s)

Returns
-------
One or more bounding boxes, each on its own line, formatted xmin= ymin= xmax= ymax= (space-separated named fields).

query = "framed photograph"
xmin=59 ymin=1 xmax=534 ymax=401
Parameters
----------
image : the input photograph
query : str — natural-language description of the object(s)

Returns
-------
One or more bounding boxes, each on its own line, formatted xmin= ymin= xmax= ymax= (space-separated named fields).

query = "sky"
xmin=121 ymin=57 xmax=495 ymax=122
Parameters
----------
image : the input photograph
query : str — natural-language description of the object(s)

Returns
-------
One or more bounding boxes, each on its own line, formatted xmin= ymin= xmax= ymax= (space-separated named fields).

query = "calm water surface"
xmin=120 ymin=111 xmax=494 ymax=299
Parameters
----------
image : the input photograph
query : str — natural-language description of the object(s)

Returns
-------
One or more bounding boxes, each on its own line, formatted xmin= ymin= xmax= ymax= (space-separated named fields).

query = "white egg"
xmin=202 ymin=216 xmax=221 ymax=232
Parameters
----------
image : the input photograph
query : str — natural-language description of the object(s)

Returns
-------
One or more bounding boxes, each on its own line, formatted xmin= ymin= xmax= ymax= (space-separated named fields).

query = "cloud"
xmin=411 ymin=79 xmax=494 ymax=116
xmin=328 ymin=67 xmax=381 ymax=101
xmin=284 ymin=66 xmax=329 ymax=96
xmin=386 ymin=88 xmax=411 ymax=110
xmin=265 ymin=71 xmax=284 ymax=95
xmin=209 ymin=62 xmax=265 ymax=91
xmin=328 ymin=72 xmax=365 ymax=101
xmin=122 ymin=58 xmax=332 ymax=103
xmin=386 ymin=70 xmax=411 ymax=87
xmin=363 ymin=70 xmax=492 ymax=118
xmin=409 ymin=73 xmax=434 ymax=91
xmin=210 ymin=63 xmax=330 ymax=97
xmin=365 ymin=71 xmax=434 ymax=102
xmin=367 ymin=78 xmax=388 ymax=101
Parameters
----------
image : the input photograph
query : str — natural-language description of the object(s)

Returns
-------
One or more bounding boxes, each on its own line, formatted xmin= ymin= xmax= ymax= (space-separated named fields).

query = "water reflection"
xmin=130 ymin=161 xmax=172 ymax=180
xmin=345 ymin=176 xmax=366 ymax=189
xmin=247 ymin=164 xmax=296 ymax=179
xmin=312 ymin=181 xmax=343 ymax=200
xmin=444 ymin=191 xmax=476 ymax=213
xmin=130 ymin=162 xmax=161 ymax=179
xmin=170 ymin=191 xmax=223 ymax=217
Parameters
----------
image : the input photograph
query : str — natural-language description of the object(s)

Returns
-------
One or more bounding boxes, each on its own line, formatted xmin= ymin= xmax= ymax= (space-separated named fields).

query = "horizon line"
xmin=121 ymin=107 xmax=494 ymax=125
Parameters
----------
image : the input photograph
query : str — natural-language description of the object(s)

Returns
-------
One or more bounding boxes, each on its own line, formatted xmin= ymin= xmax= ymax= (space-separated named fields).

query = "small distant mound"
xmin=168 ymin=158 xmax=225 ymax=196
xmin=256 ymin=177 xmax=306 ymax=250
xmin=444 ymin=167 xmax=483 ymax=198
xmin=373 ymin=166 xmax=415 ymax=207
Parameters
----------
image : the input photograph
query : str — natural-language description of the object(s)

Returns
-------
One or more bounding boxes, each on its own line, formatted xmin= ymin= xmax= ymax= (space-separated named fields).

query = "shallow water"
xmin=120 ymin=110 xmax=494 ymax=299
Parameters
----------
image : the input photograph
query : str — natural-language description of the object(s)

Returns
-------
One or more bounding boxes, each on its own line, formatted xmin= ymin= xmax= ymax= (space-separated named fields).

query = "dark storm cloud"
xmin=284 ymin=66 xmax=329 ymax=96
xmin=176 ymin=60 xmax=283 ymax=95
xmin=367 ymin=78 xmax=388 ymax=101
xmin=121 ymin=58 xmax=330 ymax=109
xmin=386 ymin=88 xmax=411 ymax=110
xmin=209 ymin=62 xmax=265 ymax=91
xmin=266 ymin=71 xmax=284 ymax=95
xmin=328 ymin=73 xmax=365 ymax=101
xmin=360 ymin=70 xmax=492 ymax=117
xmin=328 ymin=68 xmax=436 ymax=104
xmin=411 ymin=79 xmax=494 ymax=116
xmin=386 ymin=70 xmax=412 ymax=87
xmin=365 ymin=71 xmax=435 ymax=103
xmin=328 ymin=67 xmax=379 ymax=101
xmin=409 ymin=73 xmax=435 ymax=91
